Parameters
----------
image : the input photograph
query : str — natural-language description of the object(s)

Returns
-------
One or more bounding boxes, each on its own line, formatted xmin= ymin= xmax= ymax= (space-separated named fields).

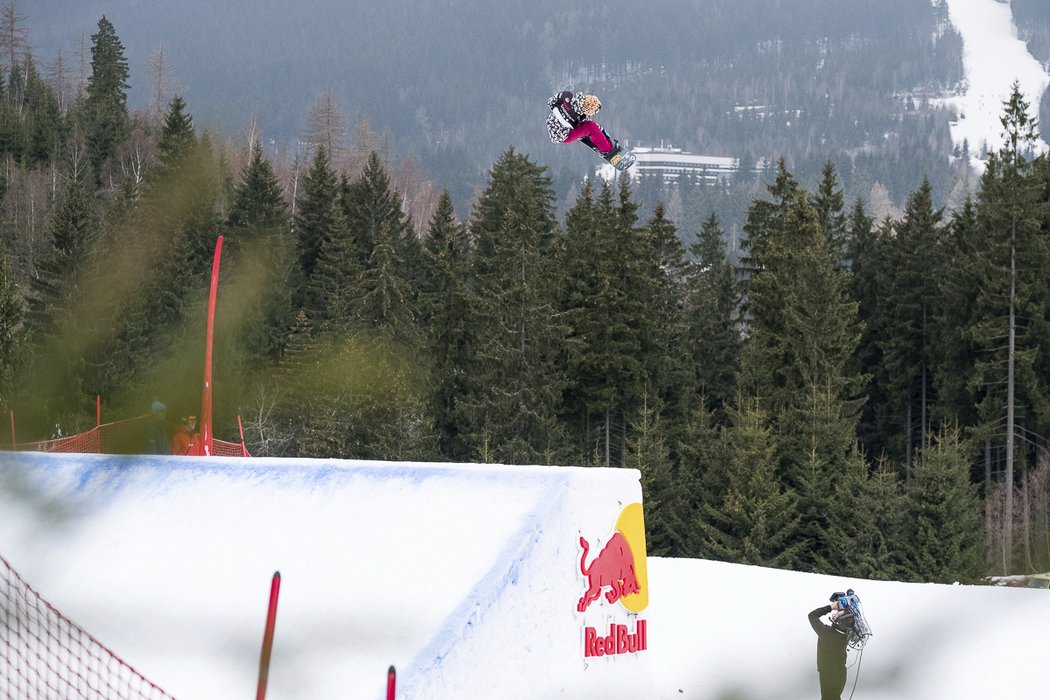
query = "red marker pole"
xmin=256 ymin=571 xmax=281 ymax=700
xmin=386 ymin=665 xmax=396 ymax=700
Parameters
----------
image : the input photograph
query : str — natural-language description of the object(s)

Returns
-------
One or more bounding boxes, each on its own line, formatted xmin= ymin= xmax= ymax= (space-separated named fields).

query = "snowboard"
xmin=581 ymin=129 xmax=636 ymax=172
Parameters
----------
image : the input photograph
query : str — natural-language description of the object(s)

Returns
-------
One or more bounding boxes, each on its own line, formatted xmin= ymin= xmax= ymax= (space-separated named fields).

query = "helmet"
xmin=581 ymin=94 xmax=602 ymax=116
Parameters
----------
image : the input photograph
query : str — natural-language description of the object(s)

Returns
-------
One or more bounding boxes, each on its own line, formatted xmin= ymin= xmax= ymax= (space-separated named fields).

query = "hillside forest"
xmin=4 ymin=11 xmax=1050 ymax=582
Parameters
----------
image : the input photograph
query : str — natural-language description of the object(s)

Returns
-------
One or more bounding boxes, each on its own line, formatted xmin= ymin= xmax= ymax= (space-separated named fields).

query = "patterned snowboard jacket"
xmin=546 ymin=90 xmax=588 ymax=143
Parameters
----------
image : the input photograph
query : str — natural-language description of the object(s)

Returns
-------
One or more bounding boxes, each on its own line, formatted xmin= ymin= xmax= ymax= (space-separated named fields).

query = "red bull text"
xmin=583 ymin=619 xmax=648 ymax=657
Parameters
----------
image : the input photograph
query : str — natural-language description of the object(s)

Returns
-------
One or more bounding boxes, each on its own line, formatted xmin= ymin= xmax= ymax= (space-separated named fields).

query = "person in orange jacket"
xmin=171 ymin=415 xmax=200 ymax=455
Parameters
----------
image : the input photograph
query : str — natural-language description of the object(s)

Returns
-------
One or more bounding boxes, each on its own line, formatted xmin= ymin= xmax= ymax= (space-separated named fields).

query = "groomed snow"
xmin=1 ymin=452 xmax=1048 ymax=699
xmin=938 ymin=0 xmax=1050 ymax=169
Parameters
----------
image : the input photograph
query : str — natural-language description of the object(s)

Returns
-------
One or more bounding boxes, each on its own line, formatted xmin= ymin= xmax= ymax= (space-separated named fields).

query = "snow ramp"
xmin=0 ymin=452 xmax=654 ymax=698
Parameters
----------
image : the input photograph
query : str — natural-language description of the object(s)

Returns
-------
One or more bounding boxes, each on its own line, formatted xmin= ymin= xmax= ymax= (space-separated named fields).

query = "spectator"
xmin=144 ymin=401 xmax=171 ymax=455
xmin=171 ymin=415 xmax=200 ymax=455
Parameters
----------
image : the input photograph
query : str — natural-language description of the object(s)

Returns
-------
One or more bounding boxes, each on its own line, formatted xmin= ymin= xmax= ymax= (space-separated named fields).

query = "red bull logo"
xmin=577 ymin=531 xmax=639 ymax=612
xmin=576 ymin=502 xmax=649 ymax=659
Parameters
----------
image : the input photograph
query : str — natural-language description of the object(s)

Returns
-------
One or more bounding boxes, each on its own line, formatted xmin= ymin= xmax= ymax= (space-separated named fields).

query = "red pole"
xmin=237 ymin=415 xmax=250 ymax=457
xmin=96 ymin=395 xmax=102 ymax=453
xmin=9 ymin=410 xmax=15 ymax=450
xmin=256 ymin=571 xmax=281 ymax=700
xmin=200 ymin=235 xmax=223 ymax=457
xmin=387 ymin=665 xmax=396 ymax=700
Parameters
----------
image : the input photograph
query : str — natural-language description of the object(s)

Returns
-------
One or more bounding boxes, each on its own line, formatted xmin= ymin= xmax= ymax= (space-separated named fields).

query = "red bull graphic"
xmin=576 ymin=502 xmax=649 ymax=659
xmin=577 ymin=532 xmax=639 ymax=612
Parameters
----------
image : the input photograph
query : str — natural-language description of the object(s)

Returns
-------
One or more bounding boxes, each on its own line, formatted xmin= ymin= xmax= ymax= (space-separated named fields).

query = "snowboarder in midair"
xmin=546 ymin=90 xmax=620 ymax=157
xmin=808 ymin=595 xmax=856 ymax=700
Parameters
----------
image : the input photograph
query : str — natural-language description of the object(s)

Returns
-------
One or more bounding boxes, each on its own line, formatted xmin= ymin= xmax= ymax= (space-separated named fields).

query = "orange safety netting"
xmin=0 ymin=553 xmax=176 ymax=700
xmin=11 ymin=414 xmax=250 ymax=457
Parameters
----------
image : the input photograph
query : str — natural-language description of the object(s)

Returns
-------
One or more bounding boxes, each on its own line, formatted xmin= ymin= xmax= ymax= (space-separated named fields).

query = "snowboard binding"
xmin=581 ymin=131 xmax=636 ymax=172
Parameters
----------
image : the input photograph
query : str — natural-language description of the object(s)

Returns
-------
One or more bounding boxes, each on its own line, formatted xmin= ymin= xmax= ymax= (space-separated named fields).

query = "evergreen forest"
xmin=5 ymin=12 xmax=1050 ymax=584
xmin=24 ymin=0 xmax=1050 ymax=242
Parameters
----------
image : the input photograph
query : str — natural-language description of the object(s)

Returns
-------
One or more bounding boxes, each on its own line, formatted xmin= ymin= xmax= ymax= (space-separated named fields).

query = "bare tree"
xmin=0 ymin=0 xmax=29 ymax=74
xmin=275 ymin=143 xmax=306 ymax=218
xmin=348 ymin=115 xmax=388 ymax=175
xmin=45 ymin=49 xmax=74 ymax=112
xmin=392 ymin=155 xmax=440 ymax=233
xmin=242 ymin=380 xmax=296 ymax=457
xmin=2 ymin=168 xmax=52 ymax=280
xmin=116 ymin=122 xmax=155 ymax=194
xmin=146 ymin=44 xmax=184 ymax=124
xmin=304 ymin=88 xmax=349 ymax=162
xmin=75 ymin=28 xmax=88 ymax=92
xmin=1024 ymin=456 xmax=1050 ymax=573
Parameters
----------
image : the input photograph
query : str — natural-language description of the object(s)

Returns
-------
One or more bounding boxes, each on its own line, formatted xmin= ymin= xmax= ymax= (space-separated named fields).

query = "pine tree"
xmin=343 ymin=151 xmax=413 ymax=272
xmin=558 ymin=180 xmax=645 ymax=466
xmin=153 ymin=95 xmax=195 ymax=183
xmin=737 ymin=162 xmax=866 ymax=569
xmin=138 ymin=102 xmax=218 ymax=341
xmin=822 ymin=454 xmax=906 ymax=580
xmin=460 ymin=148 xmax=568 ymax=463
xmin=811 ymin=161 xmax=848 ymax=265
xmin=627 ymin=385 xmax=685 ymax=556
xmin=20 ymin=55 xmax=65 ymax=166
xmin=698 ymin=398 xmax=801 ymax=568
xmin=228 ymin=141 xmax=288 ymax=233
xmin=901 ymin=426 xmax=985 ymax=582
xmin=738 ymin=162 xmax=865 ymax=473
xmin=637 ymin=200 xmax=693 ymax=433
xmin=686 ymin=213 xmax=741 ymax=418
xmin=419 ymin=191 xmax=472 ymax=459
xmin=349 ymin=219 xmax=417 ymax=340
xmin=934 ymin=198 xmax=981 ymax=429
xmin=878 ymin=179 xmax=945 ymax=473
xmin=0 ymin=248 xmax=24 ymax=406
xmin=846 ymin=200 xmax=892 ymax=459
xmin=341 ymin=152 xmax=419 ymax=340
xmin=27 ymin=172 xmax=99 ymax=338
xmin=23 ymin=171 xmax=100 ymax=422
xmin=968 ymin=85 xmax=1050 ymax=572
xmin=227 ymin=140 xmax=294 ymax=363
xmin=82 ymin=15 xmax=130 ymax=183
xmin=293 ymin=146 xmax=344 ymax=319
xmin=674 ymin=393 xmax=727 ymax=558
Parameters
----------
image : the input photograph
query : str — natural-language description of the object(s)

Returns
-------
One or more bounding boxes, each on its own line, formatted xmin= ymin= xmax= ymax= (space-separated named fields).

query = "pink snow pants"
xmin=564 ymin=120 xmax=613 ymax=153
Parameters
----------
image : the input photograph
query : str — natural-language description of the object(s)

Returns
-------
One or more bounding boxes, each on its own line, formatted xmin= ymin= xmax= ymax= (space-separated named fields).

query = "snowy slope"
xmin=649 ymin=557 xmax=1048 ymax=699
xmin=0 ymin=452 xmax=650 ymax=699
xmin=938 ymin=0 xmax=1050 ymax=168
xmin=1 ymin=451 xmax=1048 ymax=699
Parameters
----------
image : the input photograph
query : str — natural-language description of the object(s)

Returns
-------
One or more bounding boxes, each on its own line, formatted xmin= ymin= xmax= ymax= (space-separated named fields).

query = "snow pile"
xmin=649 ymin=558 xmax=1048 ymax=699
xmin=938 ymin=0 xmax=1050 ymax=170
xmin=0 ymin=452 xmax=650 ymax=699
xmin=1 ymin=451 xmax=1049 ymax=699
